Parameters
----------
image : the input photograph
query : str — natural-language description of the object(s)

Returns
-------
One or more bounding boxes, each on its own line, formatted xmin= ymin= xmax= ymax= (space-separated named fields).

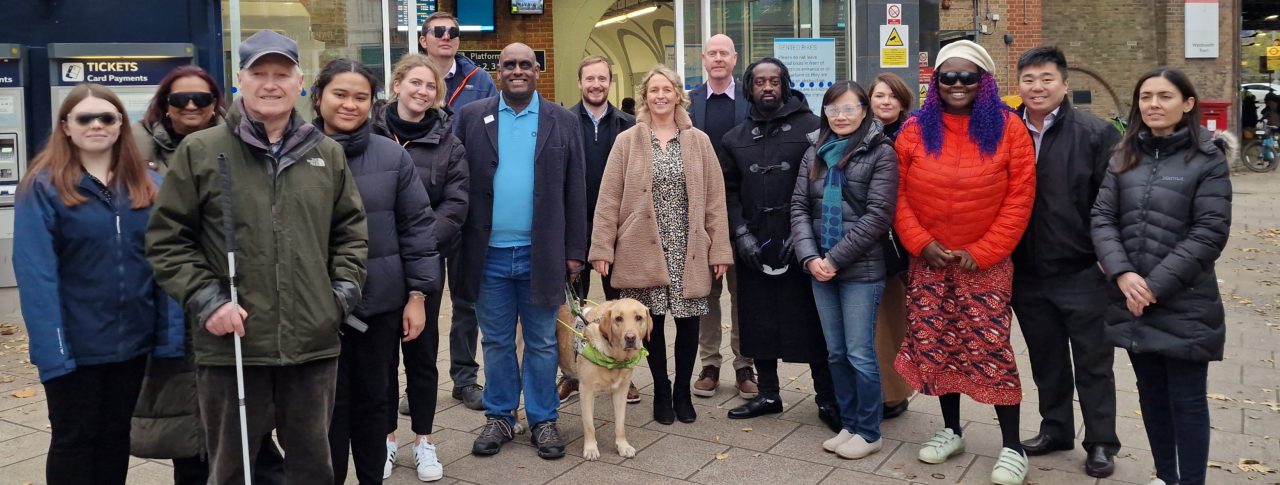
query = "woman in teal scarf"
xmin=789 ymin=81 xmax=900 ymax=460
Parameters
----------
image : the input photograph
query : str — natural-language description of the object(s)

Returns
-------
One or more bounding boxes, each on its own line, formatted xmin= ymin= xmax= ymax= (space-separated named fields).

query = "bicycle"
xmin=1242 ymin=124 xmax=1279 ymax=173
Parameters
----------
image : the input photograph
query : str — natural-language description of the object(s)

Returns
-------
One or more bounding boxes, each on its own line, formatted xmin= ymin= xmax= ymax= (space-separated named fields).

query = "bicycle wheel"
xmin=1241 ymin=142 xmax=1276 ymax=172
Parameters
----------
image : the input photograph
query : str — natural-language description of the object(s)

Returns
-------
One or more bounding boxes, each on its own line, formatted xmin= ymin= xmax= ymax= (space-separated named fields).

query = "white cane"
xmin=219 ymin=155 xmax=253 ymax=485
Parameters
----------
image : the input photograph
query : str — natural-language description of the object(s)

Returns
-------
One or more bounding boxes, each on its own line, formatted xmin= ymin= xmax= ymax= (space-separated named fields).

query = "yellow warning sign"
xmin=1268 ymin=46 xmax=1280 ymax=58
xmin=1270 ymin=46 xmax=1280 ymax=71
xmin=885 ymin=28 xmax=904 ymax=47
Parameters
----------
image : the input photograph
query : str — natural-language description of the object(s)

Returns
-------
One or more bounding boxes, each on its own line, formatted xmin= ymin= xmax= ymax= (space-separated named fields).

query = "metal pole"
xmin=383 ymin=0 xmax=393 ymax=87
xmin=849 ymin=0 xmax=857 ymax=82
xmin=812 ymin=0 xmax=820 ymax=37
xmin=408 ymin=0 xmax=420 ymax=54
xmin=229 ymin=0 xmax=242 ymax=88
xmin=702 ymin=0 xmax=711 ymax=82
xmin=675 ymin=0 xmax=685 ymax=86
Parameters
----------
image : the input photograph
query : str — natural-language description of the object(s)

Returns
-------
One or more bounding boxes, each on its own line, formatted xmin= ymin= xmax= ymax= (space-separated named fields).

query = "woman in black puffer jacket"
xmin=312 ymin=59 xmax=440 ymax=485
xmin=1090 ymin=67 xmax=1232 ymax=485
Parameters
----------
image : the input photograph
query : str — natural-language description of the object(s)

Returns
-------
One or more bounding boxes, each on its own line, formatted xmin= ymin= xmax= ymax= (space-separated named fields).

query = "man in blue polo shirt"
xmin=451 ymin=42 xmax=588 ymax=460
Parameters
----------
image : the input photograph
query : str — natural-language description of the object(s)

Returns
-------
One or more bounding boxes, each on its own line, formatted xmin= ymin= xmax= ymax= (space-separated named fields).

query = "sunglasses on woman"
xmin=66 ymin=112 xmax=121 ymax=127
xmin=938 ymin=70 xmax=982 ymax=86
xmin=427 ymin=26 xmax=460 ymax=39
xmin=168 ymin=92 xmax=215 ymax=109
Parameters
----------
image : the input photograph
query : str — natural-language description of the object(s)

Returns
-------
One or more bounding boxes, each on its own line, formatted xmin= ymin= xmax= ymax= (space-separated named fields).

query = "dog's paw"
xmin=513 ymin=422 xmax=527 ymax=435
xmin=617 ymin=441 xmax=636 ymax=458
xmin=583 ymin=443 xmax=601 ymax=461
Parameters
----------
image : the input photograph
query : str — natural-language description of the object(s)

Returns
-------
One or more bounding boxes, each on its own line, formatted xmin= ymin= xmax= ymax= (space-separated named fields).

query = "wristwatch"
xmin=408 ymin=291 xmax=426 ymax=301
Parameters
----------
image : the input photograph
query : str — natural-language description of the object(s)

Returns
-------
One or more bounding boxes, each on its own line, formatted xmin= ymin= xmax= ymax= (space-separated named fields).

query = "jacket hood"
xmin=312 ymin=116 xmax=371 ymax=158
xmin=371 ymin=102 xmax=453 ymax=145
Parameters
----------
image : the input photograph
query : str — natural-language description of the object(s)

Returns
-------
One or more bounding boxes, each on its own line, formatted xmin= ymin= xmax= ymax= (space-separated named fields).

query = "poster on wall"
xmin=512 ymin=0 xmax=544 ymax=14
xmin=396 ymin=1 xmax=437 ymax=31
xmin=879 ymin=25 xmax=909 ymax=68
xmin=1184 ymin=0 xmax=1218 ymax=58
xmin=773 ymin=38 xmax=836 ymax=113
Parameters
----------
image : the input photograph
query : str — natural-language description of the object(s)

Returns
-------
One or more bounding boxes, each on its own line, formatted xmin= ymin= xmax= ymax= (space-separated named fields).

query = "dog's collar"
xmin=580 ymin=342 xmax=649 ymax=370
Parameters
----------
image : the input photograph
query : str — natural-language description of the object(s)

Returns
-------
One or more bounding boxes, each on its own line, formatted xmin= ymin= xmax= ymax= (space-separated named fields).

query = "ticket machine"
xmin=0 ymin=44 xmax=27 ymax=287
xmin=47 ymin=43 xmax=195 ymax=122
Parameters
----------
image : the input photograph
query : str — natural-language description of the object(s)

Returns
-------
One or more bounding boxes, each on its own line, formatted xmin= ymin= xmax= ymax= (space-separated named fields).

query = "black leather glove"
xmin=778 ymin=238 xmax=795 ymax=265
xmin=733 ymin=230 xmax=764 ymax=273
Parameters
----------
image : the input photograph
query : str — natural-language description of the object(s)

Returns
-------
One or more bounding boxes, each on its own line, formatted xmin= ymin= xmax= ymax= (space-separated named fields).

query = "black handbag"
xmin=882 ymin=229 xmax=909 ymax=276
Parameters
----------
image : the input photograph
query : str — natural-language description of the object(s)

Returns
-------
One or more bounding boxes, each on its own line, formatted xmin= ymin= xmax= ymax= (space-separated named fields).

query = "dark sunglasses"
xmin=938 ymin=70 xmax=982 ymax=86
xmin=427 ymin=26 xmax=460 ymax=39
xmin=500 ymin=60 xmax=536 ymax=72
xmin=168 ymin=91 xmax=215 ymax=109
xmin=67 ymin=112 xmax=121 ymax=127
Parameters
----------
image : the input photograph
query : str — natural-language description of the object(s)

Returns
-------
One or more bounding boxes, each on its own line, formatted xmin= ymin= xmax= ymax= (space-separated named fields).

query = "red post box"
xmin=1199 ymin=100 xmax=1231 ymax=135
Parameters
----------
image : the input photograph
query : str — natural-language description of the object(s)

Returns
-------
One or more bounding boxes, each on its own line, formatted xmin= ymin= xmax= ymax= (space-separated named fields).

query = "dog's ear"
xmin=642 ymin=306 xmax=654 ymax=341
xmin=595 ymin=301 xmax=617 ymax=343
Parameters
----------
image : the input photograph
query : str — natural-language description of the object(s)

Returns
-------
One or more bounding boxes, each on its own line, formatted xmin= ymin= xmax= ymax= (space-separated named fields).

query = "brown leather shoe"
xmin=735 ymin=367 xmax=759 ymax=399
xmin=626 ymin=382 xmax=641 ymax=403
xmin=692 ymin=365 xmax=719 ymax=397
xmin=557 ymin=375 xmax=578 ymax=403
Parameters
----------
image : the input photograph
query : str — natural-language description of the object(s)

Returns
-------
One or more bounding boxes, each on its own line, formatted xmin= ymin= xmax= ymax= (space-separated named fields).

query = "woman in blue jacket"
xmin=311 ymin=59 xmax=441 ymax=484
xmin=14 ymin=83 xmax=183 ymax=485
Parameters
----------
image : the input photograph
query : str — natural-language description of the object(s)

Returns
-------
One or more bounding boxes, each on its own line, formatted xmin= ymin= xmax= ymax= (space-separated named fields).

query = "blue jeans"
xmin=476 ymin=246 xmax=561 ymax=426
xmin=812 ymin=278 xmax=885 ymax=442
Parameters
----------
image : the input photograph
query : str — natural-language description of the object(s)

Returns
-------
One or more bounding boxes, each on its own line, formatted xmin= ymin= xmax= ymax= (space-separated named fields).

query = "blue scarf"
xmin=816 ymin=136 xmax=850 ymax=252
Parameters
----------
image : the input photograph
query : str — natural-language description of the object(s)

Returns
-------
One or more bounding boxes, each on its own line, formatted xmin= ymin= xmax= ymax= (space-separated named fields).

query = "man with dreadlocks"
xmin=891 ymin=40 xmax=1036 ymax=485
xmin=716 ymin=58 xmax=837 ymax=429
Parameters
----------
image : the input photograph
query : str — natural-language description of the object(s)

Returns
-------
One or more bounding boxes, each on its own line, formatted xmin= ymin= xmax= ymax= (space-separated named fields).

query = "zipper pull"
xmin=116 ymin=215 xmax=121 ymax=234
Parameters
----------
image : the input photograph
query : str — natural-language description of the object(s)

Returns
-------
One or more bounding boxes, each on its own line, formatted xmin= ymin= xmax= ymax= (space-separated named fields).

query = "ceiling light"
xmin=595 ymin=6 xmax=659 ymax=27
xmin=1265 ymin=14 xmax=1279 ymax=21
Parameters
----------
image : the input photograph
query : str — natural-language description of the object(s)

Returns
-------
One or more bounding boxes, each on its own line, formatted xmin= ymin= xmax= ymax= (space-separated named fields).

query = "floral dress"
xmin=620 ymin=129 xmax=710 ymax=318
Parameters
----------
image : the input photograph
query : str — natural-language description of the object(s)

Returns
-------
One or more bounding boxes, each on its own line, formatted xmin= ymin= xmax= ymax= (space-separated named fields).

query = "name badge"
xmin=483 ymin=115 xmax=495 ymax=124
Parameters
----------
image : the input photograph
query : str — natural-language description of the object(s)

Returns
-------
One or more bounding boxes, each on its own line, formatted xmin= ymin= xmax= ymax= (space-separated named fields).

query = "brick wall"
xmin=938 ymin=0 xmax=1042 ymax=95
xmin=439 ymin=0 xmax=559 ymax=102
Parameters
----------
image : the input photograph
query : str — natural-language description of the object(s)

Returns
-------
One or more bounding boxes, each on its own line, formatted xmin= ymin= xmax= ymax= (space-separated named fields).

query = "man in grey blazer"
xmin=451 ymin=43 xmax=588 ymax=460
xmin=687 ymin=34 xmax=756 ymax=400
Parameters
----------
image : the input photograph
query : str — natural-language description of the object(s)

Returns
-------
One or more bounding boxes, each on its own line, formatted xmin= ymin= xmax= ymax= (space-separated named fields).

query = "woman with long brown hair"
xmin=14 ymin=83 xmax=182 ymax=485
xmin=133 ymin=65 xmax=226 ymax=172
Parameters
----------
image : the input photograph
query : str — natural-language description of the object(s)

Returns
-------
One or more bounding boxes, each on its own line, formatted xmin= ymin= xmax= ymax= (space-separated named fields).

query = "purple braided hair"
xmin=916 ymin=71 xmax=1012 ymax=157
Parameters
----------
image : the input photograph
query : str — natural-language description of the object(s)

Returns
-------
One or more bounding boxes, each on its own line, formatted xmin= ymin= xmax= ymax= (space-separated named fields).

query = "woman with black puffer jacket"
xmin=1091 ymin=67 xmax=1233 ymax=485
xmin=370 ymin=53 xmax=468 ymax=483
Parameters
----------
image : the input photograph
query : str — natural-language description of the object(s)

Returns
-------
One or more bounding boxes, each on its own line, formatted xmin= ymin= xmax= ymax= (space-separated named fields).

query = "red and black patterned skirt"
xmin=893 ymin=258 xmax=1021 ymax=406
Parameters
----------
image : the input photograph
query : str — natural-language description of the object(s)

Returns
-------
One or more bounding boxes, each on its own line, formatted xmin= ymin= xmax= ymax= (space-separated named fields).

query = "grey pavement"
xmin=0 ymin=171 xmax=1276 ymax=484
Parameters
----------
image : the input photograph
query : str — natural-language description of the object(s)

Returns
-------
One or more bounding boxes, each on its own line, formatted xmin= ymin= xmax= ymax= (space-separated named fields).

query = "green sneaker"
xmin=991 ymin=447 xmax=1029 ymax=485
xmin=917 ymin=428 xmax=965 ymax=464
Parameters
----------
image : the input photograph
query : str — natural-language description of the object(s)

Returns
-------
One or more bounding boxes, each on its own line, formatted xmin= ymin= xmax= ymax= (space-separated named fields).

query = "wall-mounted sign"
xmin=774 ymin=38 xmax=836 ymax=113
xmin=1183 ymin=0 xmax=1218 ymax=59
xmin=512 ymin=0 xmax=544 ymax=14
xmin=459 ymin=50 xmax=547 ymax=73
xmin=53 ymin=58 xmax=190 ymax=87
xmin=397 ymin=0 xmax=437 ymax=31
xmin=880 ymin=25 xmax=909 ymax=68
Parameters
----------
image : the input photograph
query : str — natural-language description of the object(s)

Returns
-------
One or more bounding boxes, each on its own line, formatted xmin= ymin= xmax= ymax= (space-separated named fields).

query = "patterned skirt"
xmin=893 ymin=257 xmax=1021 ymax=405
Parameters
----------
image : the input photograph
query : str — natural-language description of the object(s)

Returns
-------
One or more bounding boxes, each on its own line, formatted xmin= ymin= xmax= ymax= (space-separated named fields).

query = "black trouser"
xmin=446 ymin=253 xmax=481 ymax=388
xmin=389 ymin=261 xmax=445 ymax=435
xmin=44 ymin=357 xmax=146 ymax=485
xmin=1130 ymin=351 xmax=1210 ymax=485
xmin=171 ymin=438 xmax=285 ymax=485
xmin=1013 ymin=266 xmax=1120 ymax=453
xmin=646 ymin=314 xmax=699 ymax=398
xmin=755 ymin=358 xmax=837 ymax=407
xmin=570 ymin=268 xmax=621 ymax=302
xmin=332 ymin=311 xmax=400 ymax=485
xmin=198 ymin=358 xmax=338 ymax=485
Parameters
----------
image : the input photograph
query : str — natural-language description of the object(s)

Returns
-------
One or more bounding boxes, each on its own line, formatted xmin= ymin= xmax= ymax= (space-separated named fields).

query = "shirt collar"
xmin=499 ymin=92 xmax=540 ymax=115
xmin=445 ymin=59 xmax=458 ymax=79
xmin=1022 ymin=105 xmax=1061 ymax=131
xmin=707 ymin=78 xmax=736 ymax=100
xmin=584 ymin=104 xmax=609 ymax=125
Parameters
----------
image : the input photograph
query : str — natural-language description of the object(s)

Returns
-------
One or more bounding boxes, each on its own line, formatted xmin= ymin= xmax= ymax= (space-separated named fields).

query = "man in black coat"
xmin=688 ymin=34 xmax=757 ymax=400
xmin=557 ymin=55 xmax=639 ymax=404
xmin=452 ymin=43 xmax=588 ymax=460
xmin=1010 ymin=46 xmax=1122 ymax=478
xmin=716 ymin=58 xmax=840 ymax=431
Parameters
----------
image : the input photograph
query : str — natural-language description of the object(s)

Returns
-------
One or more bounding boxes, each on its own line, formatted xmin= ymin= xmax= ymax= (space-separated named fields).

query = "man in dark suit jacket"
xmin=687 ymin=34 xmax=756 ymax=401
xmin=452 ymin=43 xmax=588 ymax=460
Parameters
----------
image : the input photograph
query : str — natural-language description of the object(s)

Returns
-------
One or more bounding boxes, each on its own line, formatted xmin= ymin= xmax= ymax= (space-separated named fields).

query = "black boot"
xmin=816 ymin=402 xmax=843 ymax=432
xmin=673 ymin=385 xmax=697 ymax=423
xmin=652 ymin=384 xmax=675 ymax=425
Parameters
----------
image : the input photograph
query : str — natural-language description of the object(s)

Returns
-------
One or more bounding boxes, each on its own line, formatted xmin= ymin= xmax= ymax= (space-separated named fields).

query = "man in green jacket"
xmin=146 ymin=30 xmax=368 ymax=484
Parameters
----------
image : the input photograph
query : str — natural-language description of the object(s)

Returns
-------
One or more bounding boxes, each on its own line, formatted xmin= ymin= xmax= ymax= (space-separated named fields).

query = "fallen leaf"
xmin=752 ymin=452 xmax=761 ymax=457
xmin=715 ymin=452 xmax=729 ymax=460
xmin=1209 ymin=460 xmax=1234 ymax=472
xmin=0 ymin=323 xmax=16 ymax=336
xmin=0 ymin=375 xmax=13 ymax=383
xmin=741 ymin=427 xmax=753 ymax=433
xmin=931 ymin=473 xmax=946 ymax=479
xmin=1135 ymin=409 xmax=1144 ymax=417
xmin=893 ymin=463 xmax=904 ymax=469
xmin=1239 ymin=458 xmax=1276 ymax=474
xmin=1208 ymin=393 xmax=1235 ymax=402
xmin=713 ymin=435 xmax=720 ymax=443
xmin=11 ymin=388 xmax=35 ymax=398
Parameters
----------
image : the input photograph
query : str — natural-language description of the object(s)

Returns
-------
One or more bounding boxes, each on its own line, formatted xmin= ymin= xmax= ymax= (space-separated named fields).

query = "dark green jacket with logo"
xmin=146 ymin=99 xmax=368 ymax=367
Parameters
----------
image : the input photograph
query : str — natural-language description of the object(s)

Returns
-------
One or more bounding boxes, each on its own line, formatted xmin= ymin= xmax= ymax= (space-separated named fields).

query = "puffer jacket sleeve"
xmin=327 ymin=149 xmax=370 ymax=314
xmin=790 ymin=146 xmax=820 ymax=265
xmin=826 ymin=144 xmax=899 ymax=269
xmin=1144 ymin=155 xmax=1232 ymax=299
xmin=434 ymin=137 xmax=469 ymax=247
xmin=1090 ymin=168 xmax=1134 ymax=280
xmin=964 ymin=117 xmax=1036 ymax=269
xmin=13 ymin=179 xmax=76 ymax=380
xmin=590 ymin=128 xmax=630 ymax=264
xmin=394 ymin=149 xmax=441 ymax=294
xmin=893 ymin=120 xmax=934 ymax=256
xmin=146 ymin=138 xmax=230 ymax=327
xmin=701 ymin=133 xmax=734 ymax=266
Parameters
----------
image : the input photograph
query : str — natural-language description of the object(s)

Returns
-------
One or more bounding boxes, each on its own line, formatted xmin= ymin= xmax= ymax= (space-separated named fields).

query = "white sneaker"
xmin=990 ymin=447 xmax=1029 ymax=485
xmin=823 ymin=429 xmax=855 ymax=452
xmin=917 ymin=428 xmax=965 ymax=464
xmin=414 ymin=439 xmax=444 ymax=482
xmin=835 ymin=434 xmax=882 ymax=459
xmin=384 ymin=438 xmax=398 ymax=479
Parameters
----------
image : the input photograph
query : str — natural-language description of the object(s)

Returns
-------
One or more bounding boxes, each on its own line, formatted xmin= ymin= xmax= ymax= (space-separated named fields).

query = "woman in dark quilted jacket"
xmin=1091 ymin=67 xmax=1232 ymax=485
